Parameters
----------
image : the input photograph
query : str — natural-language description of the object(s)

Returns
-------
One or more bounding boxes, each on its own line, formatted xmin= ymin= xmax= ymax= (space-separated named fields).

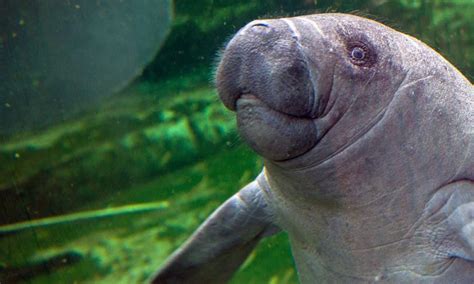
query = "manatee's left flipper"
xmin=150 ymin=179 xmax=280 ymax=284
xmin=423 ymin=180 xmax=474 ymax=261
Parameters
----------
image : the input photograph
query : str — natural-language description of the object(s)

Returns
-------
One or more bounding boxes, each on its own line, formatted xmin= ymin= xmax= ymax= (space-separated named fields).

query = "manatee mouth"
xmin=234 ymin=93 xmax=318 ymax=161
xmin=216 ymin=19 xmax=321 ymax=161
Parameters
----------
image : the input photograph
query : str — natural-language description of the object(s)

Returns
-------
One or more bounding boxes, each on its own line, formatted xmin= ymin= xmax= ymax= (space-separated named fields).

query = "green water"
xmin=1 ymin=0 xmax=473 ymax=283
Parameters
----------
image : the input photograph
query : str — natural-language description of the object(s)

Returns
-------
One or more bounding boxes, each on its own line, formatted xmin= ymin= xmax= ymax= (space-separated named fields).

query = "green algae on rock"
xmin=0 ymin=86 xmax=236 ymax=225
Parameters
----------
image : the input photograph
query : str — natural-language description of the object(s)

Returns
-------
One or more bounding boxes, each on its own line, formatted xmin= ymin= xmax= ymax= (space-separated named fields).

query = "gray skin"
xmin=150 ymin=13 xmax=474 ymax=283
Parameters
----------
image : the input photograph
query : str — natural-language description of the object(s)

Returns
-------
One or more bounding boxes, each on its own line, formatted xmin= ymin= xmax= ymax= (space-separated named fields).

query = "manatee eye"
xmin=351 ymin=47 xmax=366 ymax=60
xmin=346 ymin=40 xmax=376 ymax=67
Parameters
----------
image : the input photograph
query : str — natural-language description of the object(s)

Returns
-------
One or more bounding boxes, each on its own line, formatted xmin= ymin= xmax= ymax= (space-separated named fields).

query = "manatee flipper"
xmin=150 ymin=179 xmax=280 ymax=284
xmin=423 ymin=180 xmax=474 ymax=262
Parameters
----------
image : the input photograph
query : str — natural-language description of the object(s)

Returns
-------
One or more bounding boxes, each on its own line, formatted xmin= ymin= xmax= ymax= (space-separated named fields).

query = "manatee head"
xmin=216 ymin=13 xmax=415 ymax=163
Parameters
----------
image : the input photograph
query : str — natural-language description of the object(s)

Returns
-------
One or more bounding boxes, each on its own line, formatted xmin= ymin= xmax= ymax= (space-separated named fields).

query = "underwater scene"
xmin=1 ymin=0 xmax=473 ymax=283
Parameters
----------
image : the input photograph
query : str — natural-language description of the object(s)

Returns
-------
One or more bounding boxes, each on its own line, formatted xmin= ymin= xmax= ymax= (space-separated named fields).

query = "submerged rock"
xmin=0 ymin=85 xmax=237 ymax=225
xmin=0 ymin=251 xmax=83 ymax=283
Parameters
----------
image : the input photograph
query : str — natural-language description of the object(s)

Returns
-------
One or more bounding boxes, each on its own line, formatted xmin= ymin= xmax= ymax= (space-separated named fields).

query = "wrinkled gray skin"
xmin=151 ymin=14 xmax=474 ymax=283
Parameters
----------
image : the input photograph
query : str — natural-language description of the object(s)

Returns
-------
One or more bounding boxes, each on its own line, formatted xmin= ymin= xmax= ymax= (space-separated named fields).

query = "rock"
xmin=0 ymin=86 xmax=236 ymax=225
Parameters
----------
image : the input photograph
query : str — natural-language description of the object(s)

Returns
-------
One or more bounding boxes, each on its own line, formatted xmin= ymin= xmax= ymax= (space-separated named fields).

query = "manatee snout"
xmin=216 ymin=19 xmax=319 ymax=161
xmin=216 ymin=19 xmax=316 ymax=117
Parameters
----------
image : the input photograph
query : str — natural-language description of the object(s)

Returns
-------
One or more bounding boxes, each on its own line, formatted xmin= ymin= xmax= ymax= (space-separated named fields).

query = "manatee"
xmin=150 ymin=13 xmax=474 ymax=283
xmin=1 ymin=0 xmax=172 ymax=134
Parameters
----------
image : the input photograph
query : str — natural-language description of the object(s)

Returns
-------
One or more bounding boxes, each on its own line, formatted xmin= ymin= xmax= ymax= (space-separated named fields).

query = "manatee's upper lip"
xmin=235 ymin=92 xmax=311 ymax=120
xmin=216 ymin=19 xmax=318 ymax=118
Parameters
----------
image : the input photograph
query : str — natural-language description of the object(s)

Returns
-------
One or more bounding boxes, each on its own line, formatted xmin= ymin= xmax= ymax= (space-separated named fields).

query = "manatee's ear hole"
xmin=346 ymin=37 xmax=377 ymax=67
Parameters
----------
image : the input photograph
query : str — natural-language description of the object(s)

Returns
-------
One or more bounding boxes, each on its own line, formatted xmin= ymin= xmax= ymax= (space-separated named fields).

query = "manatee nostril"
xmin=246 ymin=21 xmax=271 ymax=35
xmin=251 ymin=22 xmax=269 ymax=28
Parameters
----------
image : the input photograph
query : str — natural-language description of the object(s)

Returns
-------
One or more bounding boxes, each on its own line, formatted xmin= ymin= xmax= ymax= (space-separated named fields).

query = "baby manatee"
xmin=151 ymin=13 xmax=474 ymax=283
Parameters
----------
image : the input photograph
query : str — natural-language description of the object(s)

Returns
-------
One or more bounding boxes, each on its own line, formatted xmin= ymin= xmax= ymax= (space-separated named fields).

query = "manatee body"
xmin=2 ymin=0 xmax=172 ymax=134
xmin=151 ymin=13 xmax=474 ymax=283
